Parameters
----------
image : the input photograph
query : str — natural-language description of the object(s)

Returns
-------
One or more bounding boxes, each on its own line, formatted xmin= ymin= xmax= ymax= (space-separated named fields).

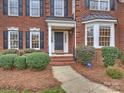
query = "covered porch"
xmin=46 ymin=17 xmax=76 ymax=56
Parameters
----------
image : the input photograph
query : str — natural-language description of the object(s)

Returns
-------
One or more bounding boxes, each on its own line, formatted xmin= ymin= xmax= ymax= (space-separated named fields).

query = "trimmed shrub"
xmin=76 ymin=46 xmax=95 ymax=65
xmin=102 ymin=47 xmax=120 ymax=67
xmin=119 ymin=52 xmax=124 ymax=64
xmin=17 ymin=50 xmax=25 ymax=56
xmin=106 ymin=66 xmax=123 ymax=79
xmin=0 ymin=54 xmax=17 ymax=69
xmin=26 ymin=52 xmax=50 ymax=70
xmin=2 ymin=49 xmax=18 ymax=55
xmin=24 ymin=49 xmax=41 ymax=53
xmin=14 ymin=56 xmax=27 ymax=70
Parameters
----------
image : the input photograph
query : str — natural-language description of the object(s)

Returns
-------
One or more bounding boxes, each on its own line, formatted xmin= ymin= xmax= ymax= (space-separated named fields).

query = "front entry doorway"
xmin=52 ymin=31 xmax=68 ymax=54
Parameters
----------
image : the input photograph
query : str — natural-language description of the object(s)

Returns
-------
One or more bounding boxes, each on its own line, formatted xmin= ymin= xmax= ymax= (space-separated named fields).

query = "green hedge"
xmin=26 ymin=52 xmax=50 ymax=70
xmin=102 ymin=47 xmax=120 ymax=67
xmin=106 ymin=66 xmax=123 ymax=79
xmin=0 ymin=54 xmax=17 ymax=69
xmin=24 ymin=49 xmax=41 ymax=53
xmin=76 ymin=46 xmax=95 ymax=65
xmin=2 ymin=49 xmax=18 ymax=55
xmin=14 ymin=56 xmax=27 ymax=70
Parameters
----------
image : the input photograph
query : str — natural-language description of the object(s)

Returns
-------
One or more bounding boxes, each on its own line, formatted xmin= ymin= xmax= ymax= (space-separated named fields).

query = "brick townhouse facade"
xmin=0 ymin=0 xmax=124 ymax=63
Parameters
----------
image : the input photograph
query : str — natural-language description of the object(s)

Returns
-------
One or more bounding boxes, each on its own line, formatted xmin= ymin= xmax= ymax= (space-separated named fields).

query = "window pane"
xmin=54 ymin=0 xmax=64 ymax=16
xmin=8 ymin=0 xmax=19 ymax=16
xmin=100 ymin=1 xmax=108 ymax=10
xmin=87 ymin=26 xmax=94 ymax=46
xmin=99 ymin=26 xmax=110 ymax=46
xmin=90 ymin=0 xmax=109 ymax=11
xmin=90 ymin=0 xmax=99 ymax=10
xmin=9 ymin=31 xmax=19 ymax=49
xmin=31 ymin=32 xmax=40 ymax=49
xmin=30 ymin=0 xmax=40 ymax=16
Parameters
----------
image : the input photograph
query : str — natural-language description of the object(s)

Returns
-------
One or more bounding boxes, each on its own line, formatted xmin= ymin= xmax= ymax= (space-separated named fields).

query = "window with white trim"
xmin=99 ymin=26 xmax=111 ymax=46
xmin=54 ymin=0 xmax=64 ymax=16
xmin=90 ymin=0 xmax=110 ymax=11
xmin=30 ymin=0 xmax=40 ymax=17
xmin=87 ymin=26 xmax=94 ymax=46
xmin=30 ymin=29 xmax=40 ymax=49
xmin=86 ymin=23 xmax=115 ymax=48
xmin=8 ymin=29 xmax=19 ymax=49
xmin=8 ymin=0 xmax=19 ymax=16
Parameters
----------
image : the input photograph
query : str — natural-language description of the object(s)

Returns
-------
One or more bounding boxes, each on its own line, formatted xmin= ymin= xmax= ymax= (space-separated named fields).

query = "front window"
xmin=8 ymin=0 xmax=19 ymax=16
xmin=87 ymin=26 xmax=94 ymax=46
xmin=90 ymin=0 xmax=110 ymax=11
xmin=86 ymin=23 xmax=115 ymax=48
xmin=8 ymin=31 xmax=19 ymax=49
xmin=99 ymin=26 xmax=111 ymax=46
xmin=30 ymin=30 xmax=40 ymax=49
xmin=30 ymin=0 xmax=40 ymax=17
xmin=54 ymin=0 xmax=64 ymax=16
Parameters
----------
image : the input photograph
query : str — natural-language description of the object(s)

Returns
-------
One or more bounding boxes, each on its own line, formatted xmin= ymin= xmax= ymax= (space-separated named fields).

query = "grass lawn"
xmin=0 ymin=87 xmax=66 ymax=93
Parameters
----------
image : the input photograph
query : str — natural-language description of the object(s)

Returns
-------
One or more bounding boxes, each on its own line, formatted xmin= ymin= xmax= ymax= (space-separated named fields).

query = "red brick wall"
xmin=0 ymin=0 xmax=73 ymax=51
xmin=117 ymin=2 xmax=124 ymax=50
xmin=75 ymin=0 xmax=124 ymax=50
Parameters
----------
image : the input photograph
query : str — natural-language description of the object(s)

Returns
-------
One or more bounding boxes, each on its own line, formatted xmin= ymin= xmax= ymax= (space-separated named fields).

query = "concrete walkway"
xmin=52 ymin=66 xmax=121 ymax=93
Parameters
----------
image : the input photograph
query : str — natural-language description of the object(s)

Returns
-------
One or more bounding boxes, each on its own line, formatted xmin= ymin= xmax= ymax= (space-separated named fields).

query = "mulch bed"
xmin=0 ymin=65 xmax=60 ymax=92
xmin=71 ymin=60 xmax=124 ymax=93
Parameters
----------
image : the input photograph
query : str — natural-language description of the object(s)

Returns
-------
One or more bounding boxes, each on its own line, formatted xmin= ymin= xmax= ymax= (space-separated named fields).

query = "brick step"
xmin=51 ymin=58 xmax=74 ymax=62
xmin=50 ymin=61 xmax=75 ymax=66
xmin=50 ymin=55 xmax=75 ymax=66
xmin=51 ymin=56 xmax=74 ymax=62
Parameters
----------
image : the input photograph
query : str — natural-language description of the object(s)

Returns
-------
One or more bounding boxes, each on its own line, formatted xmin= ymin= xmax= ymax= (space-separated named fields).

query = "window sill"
xmin=89 ymin=9 xmax=110 ymax=12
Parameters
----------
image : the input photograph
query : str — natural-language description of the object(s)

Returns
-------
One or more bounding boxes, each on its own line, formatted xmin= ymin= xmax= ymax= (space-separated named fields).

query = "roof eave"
xmin=82 ymin=19 xmax=117 ymax=24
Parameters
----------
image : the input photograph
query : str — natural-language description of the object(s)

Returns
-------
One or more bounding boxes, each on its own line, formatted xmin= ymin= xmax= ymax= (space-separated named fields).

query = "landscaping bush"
xmin=119 ymin=51 xmax=124 ymax=64
xmin=106 ymin=66 xmax=123 ymax=79
xmin=2 ymin=49 xmax=18 ymax=55
xmin=24 ymin=49 xmax=41 ymax=53
xmin=26 ymin=52 xmax=50 ymax=70
xmin=14 ymin=56 xmax=27 ymax=70
xmin=76 ymin=46 xmax=95 ymax=65
xmin=0 ymin=54 xmax=17 ymax=69
xmin=16 ymin=50 xmax=25 ymax=56
xmin=102 ymin=47 xmax=120 ymax=67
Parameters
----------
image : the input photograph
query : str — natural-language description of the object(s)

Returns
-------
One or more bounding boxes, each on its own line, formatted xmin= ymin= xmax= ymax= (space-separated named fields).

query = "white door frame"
xmin=51 ymin=31 xmax=68 ymax=53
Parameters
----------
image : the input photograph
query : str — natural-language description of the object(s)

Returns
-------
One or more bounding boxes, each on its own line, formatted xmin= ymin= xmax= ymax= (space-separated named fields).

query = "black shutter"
xmin=26 ymin=31 xmax=30 ymax=48
xmin=40 ymin=32 xmax=44 ymax=49
xmin=64 ymin=0 xmax=68 ymax=17
xmin=19 ymin=0 xmax=23 ymax=16
xmin=51 ymin=0 xmax=54 ymax=16
xmin=40 ymin=0 xmax=44 ymax=16
xmin=85 ymin=0 xmax=90 ymax=8
xmin=110 ymin=0 xmax=115 ymax=10
xmin=3 ymin=31 xmax=8 ymax=49
xmin=19 ymin=31 xmax=23 ymax=49
xmin=3 ymin=0 xmax=8 ymax=15
xmin=26 ymin=0 xmax=30 ymax=16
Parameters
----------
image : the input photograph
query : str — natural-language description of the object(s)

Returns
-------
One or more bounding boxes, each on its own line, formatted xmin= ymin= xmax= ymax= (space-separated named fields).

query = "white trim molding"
xmin=46 ymin=20 xmax=76 ymax=27
xmin=8 ymin=27 xmax=19 ymax=31
xmin=82 ymin=19 xmax=117 ymax=24
xmin=30 ymin=27 xmax=40 ymax=31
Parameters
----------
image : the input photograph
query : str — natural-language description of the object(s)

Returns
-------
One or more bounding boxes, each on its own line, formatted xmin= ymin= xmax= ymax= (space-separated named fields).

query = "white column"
xmin=94 ymin=24 xmax=99 ymax=48
xmin=48 ymin=25 xmax=52 ymax=56
xmin=110 ymin=24 xmax=115 ymax=47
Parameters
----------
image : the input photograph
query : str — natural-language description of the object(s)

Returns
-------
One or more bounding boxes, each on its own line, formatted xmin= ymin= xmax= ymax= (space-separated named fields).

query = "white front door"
xmin=51 ymin=31 xmax=68 ymax=53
